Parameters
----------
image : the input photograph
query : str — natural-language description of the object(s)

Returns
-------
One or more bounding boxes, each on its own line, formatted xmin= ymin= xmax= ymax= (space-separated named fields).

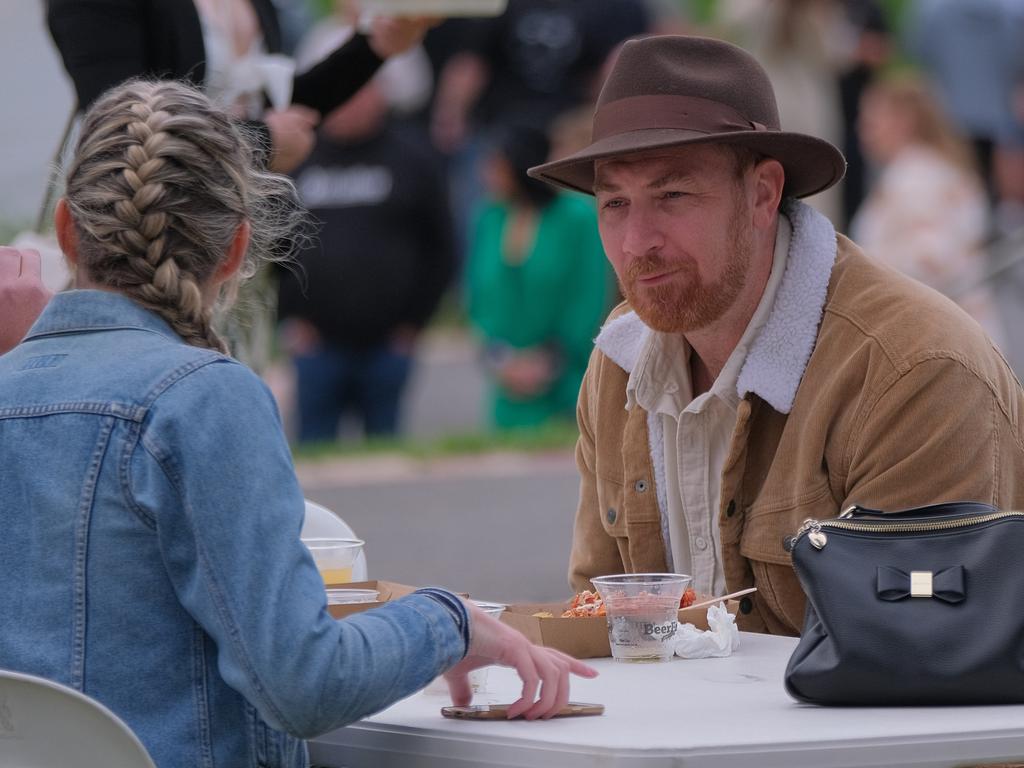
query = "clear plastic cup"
xmin=325 ymin=588 xmax=380 ymax=606
xmin=469 ymin=601 xmax=506 ymax=694
xmin=302 ymin=538 xmax=364 ymax=584
xmin=591 ymin=573 xmax=692 ymax=662
xmin=424 ymin=599 xmax=507 ymax=697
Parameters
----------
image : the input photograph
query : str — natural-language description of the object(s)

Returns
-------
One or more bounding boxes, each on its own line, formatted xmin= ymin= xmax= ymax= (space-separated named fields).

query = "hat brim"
xmin=528 ymin=128 xmax=846 ymax=200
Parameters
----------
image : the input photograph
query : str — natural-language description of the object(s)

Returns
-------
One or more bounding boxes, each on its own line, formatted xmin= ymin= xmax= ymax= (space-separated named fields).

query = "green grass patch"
xmin=293 ymin=420 xmax=579 ymax=462
xmin=0 ymin=220 xmax=31 ymax=243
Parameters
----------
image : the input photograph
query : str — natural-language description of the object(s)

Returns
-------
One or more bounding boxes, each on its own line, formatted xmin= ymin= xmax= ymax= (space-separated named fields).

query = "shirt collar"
xmin=24 ymin=289 xmax=186 ymax=345
xmin=597 ymin=199 xmax=837 ymax=415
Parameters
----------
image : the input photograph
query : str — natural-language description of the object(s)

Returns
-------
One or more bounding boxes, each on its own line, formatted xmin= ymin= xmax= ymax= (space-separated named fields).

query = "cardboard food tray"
xmin=325 ymin=579 xmax=419 ymax=619
xmin=501 ymin=599 xmax=739 ymax=659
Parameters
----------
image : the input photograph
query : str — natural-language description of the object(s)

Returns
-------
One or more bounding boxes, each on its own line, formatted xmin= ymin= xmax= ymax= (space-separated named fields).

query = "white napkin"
xmin=223 ymin=51 xmax=295 ymax=112
xmin=674 ymin=603 xmax=740 ymax=659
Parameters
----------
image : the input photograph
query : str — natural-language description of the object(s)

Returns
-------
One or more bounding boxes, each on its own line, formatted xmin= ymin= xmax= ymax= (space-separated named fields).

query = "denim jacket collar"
xmin=25 ymin=290 xmax=184 ymax=345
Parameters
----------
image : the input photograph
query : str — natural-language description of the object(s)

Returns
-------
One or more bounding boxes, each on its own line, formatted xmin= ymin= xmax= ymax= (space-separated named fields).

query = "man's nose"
xmin=621 ymin=204 xmax=664 ymax=260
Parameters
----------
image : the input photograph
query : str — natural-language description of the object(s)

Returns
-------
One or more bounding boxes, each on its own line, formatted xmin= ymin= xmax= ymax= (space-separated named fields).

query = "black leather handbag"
xmin=784 ymin=500 xmax=1024 ymax=705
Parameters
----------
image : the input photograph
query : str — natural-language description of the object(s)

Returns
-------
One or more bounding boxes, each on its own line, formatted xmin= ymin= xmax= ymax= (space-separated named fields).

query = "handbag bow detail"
xmin=876 ymin=565 xmax=965 ymax=603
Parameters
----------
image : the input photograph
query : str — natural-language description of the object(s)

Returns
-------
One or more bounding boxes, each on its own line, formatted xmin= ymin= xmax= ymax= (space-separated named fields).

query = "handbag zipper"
xmin=794 ymin=510 xmax=1024 ymax=551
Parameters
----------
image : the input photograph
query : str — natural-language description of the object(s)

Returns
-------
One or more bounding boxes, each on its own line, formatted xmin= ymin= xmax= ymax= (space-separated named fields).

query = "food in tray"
xmin=531 ymin=611 xmax=555 ymax=619
xmin=679 ymin=586 xmax=696 ymax=609
xmin=561 ymin=590 xmax=606 ymax=618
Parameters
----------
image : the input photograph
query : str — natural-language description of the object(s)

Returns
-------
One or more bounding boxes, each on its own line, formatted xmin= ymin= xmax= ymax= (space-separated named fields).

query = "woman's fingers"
xmin=503 ymin=644 xmax=540 ymax=719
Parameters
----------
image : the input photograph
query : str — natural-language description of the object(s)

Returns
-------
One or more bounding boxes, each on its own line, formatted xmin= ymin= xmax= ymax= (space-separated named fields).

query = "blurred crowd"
xmin=198 ymin=0 xmax=1024 ymax=443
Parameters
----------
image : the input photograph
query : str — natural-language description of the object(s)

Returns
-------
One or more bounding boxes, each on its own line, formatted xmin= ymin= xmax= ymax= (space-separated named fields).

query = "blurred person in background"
xmin=277 ymin=25 xmax=455 ymax=443
xmin=851 ymin=75 xmax=1004 ymax=345
xmin=835 ymin=0 xmax=891 ymax=228
xmin=908 ymin=0 xmax=1024 ymax=234
xmin=717 ymin=0 xmax=848 ymax=225
xmin=430 ymin=0 xmax=651 ymax=258
xmin=46 ymin=0 xmax=434 ymax=175
xmin=467 ymin=122 xmax=611 ymax=429
xmin=0 ymin=79 xmax=595 ymax=768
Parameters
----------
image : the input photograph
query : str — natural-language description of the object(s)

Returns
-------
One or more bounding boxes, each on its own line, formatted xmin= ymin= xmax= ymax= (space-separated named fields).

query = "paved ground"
xmin=297 ymin=451 xmax=580 ymax=604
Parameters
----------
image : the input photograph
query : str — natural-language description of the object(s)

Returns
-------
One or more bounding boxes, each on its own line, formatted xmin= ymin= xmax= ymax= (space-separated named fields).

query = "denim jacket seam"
xmin=192 ymin=626 xmax=215 ymax=768
xmin=122 ymin=425 xmax=157 ymax=529
xmin=70 ymin=415 xmax=118 ymax=691
xmin=0 ymin=401 xmax=146 ymax=421
xmin=142 ymin=442 xmax=301 ymax=737
xmin=139 ymin=353 xmax=230 ymax=410
xmin=23 ymin=324 xmax=179 ymax=344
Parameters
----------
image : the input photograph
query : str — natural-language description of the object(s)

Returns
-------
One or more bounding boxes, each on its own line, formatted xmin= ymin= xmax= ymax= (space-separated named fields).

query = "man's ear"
xmin=751 ymin=158 xmax=785 ymax=229
xmin=54 ymin=198 xmax=79 ymax=269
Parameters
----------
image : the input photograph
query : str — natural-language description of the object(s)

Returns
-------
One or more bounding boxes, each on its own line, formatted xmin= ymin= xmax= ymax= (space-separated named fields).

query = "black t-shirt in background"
xmin=278 ymin=127 xmax=455 ymax=349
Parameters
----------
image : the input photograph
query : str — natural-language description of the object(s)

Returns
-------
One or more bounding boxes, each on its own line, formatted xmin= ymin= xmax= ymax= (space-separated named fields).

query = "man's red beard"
xmin=618 ymin=203 xmax=753 ymax=333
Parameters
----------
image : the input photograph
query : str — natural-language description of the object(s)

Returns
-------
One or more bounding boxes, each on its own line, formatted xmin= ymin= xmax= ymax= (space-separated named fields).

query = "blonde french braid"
xmin=64 ymin=79 xmax=306 ymax=353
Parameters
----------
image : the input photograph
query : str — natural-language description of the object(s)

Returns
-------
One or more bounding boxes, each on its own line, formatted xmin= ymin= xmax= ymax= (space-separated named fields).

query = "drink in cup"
xmin=591 ymin=574 xmax=692 ymax=662
xmin=302 ymin=537 xmax=364 ymax=584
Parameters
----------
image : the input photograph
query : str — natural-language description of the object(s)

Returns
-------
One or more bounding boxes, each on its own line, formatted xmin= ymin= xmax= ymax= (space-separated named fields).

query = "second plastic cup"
xmin=302 ymin=537 xmax=364 ymax=584
xmin=423 ymin=599 xmax=507 ymax=697
xmin=469 ymin=601 xmax=507 ymax=694
xmin=591 ymin=573 xmax=692 ymax=662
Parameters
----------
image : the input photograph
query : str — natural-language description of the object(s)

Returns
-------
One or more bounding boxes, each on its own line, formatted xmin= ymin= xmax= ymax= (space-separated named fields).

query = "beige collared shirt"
xmin=627 ymin=216 xmax=792 ymax=596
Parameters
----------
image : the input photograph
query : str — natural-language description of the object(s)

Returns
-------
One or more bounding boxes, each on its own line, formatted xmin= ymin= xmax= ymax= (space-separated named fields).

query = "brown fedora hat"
xmin=528 ymin=35 xmax=846 ymax=199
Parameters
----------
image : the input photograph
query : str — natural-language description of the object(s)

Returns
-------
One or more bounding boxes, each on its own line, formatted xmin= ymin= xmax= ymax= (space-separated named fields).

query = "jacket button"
xmin=607 ymin=507 xmax=617 ymax=524
xmin=634 ymin=479 xmax=648 ymax=493
xmin=726 ymin=500 xmax=736 ymax=517
xmin=739 ymin=596 xmax=753 ymax=614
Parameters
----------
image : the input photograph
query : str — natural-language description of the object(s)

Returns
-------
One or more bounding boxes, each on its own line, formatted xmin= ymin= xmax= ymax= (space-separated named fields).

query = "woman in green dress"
xmin=467 ymin=123 xmax=612 ymax=429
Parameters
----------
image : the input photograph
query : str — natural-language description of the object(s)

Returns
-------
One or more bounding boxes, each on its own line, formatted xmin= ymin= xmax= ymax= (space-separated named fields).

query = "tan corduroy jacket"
xmin=571 ymin=209 xmax=1024 ymax=636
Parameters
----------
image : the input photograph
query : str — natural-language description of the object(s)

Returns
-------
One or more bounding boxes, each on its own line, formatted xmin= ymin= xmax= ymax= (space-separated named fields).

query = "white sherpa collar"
xmin=593 ymin=200 xmax=837 ymax=414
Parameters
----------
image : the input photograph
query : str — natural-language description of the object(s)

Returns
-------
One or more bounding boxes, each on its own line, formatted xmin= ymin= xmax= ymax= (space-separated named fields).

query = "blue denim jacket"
xmin=0 ymin=291 xmax=467 ymax=768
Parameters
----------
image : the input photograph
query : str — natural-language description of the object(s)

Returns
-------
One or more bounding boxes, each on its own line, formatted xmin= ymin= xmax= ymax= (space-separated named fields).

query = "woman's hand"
xmin=443 ymin=602 xmax=598 ymax=719
xmin=0 ymin=247 xmax=53 ymax=354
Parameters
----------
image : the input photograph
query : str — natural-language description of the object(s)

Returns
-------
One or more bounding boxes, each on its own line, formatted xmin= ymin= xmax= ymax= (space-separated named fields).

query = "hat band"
xmin=593 ymin=95 xmax=770 ymax=141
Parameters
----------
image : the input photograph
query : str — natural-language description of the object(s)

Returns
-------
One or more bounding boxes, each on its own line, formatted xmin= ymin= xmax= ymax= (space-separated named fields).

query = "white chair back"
xmin=301 ymin=499 xmax=368 ymax=581
xmin=0 ymin=669 xmax=157 ymax=768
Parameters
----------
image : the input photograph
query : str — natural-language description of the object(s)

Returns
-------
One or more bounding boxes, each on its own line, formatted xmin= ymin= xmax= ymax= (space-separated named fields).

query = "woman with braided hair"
xmin=0 ymin=79 xmax=595 ymax=768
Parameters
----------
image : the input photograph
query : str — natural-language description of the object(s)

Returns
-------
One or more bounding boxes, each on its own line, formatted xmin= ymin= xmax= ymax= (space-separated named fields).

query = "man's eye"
xmin=661 ymin=190 xmax=686 ymax=200
xmin=602 ymin=199 xmax=626 ymax=209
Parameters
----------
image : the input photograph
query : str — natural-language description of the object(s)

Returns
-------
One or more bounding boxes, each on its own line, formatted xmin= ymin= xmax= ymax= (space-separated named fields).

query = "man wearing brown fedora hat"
xmin=529 ymin=35 xmax=1024 ymax=635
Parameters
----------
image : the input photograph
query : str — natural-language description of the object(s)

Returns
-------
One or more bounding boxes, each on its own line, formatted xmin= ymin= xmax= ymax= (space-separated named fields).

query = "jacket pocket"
xmin=740 ymin=483 xmax=836 ymax=633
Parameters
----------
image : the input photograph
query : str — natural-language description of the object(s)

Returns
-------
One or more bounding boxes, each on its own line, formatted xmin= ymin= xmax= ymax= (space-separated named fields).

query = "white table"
xmin=308 ymin=633 xmax=1024 ymax=767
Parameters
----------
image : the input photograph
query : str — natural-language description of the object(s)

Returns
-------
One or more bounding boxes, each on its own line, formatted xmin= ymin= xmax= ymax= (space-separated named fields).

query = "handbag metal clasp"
xmin=910 ymin=571 xmax=933 ymax=597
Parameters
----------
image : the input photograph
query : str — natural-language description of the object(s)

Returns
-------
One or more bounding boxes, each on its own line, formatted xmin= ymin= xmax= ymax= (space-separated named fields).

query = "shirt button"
xmin=695 ymin=536 xmax=708 ymax=551
xmin=607 ymin=507 xmax=617 ymax=524
xmin=726 ymin=500 xmax=736 ymax=517
xmin=739 ymin=596 xmax=753 ymax=614
xmin=634 ymin=479 xmax=648 ymax=493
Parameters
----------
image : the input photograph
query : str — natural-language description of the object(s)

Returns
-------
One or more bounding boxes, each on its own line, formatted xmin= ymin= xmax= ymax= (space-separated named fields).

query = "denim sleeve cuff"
xmin=414 ymin=588 xmax=470 ymax=658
